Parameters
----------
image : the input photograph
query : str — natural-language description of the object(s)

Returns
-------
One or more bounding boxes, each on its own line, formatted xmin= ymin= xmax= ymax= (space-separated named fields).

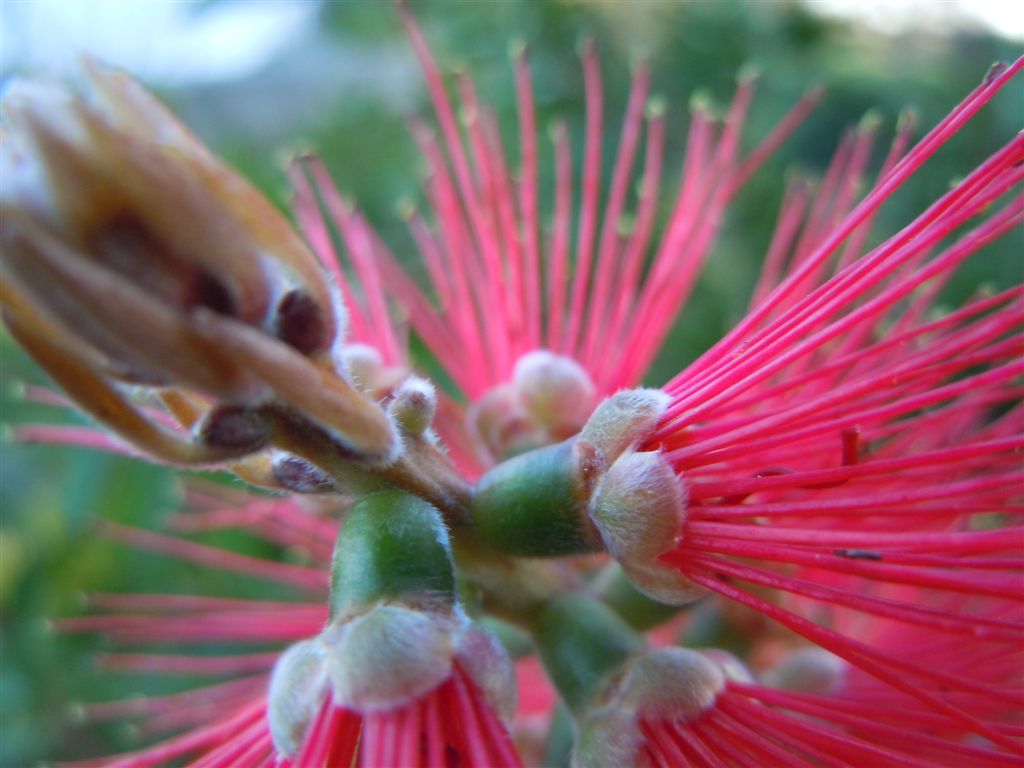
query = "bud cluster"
xmin=2 ymin=22 xmax=1021 ymax=768
xmin=471 ymin=386 xmax=702 ymax=605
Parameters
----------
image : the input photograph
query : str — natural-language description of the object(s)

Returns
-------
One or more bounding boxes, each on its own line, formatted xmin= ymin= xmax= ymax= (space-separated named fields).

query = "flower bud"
xmin=513 ymin=350 xmax=595 ymax=438
xmin=389 ymin=376 xmax=437 ymax=437
xmin=698 ymin=648 xmax=755 ymax=684
xmin=1 ymin=65 xmax=339 ymax=363
xmin=338 ymin=344 xmax=407 ymax=395
xmin=467 ymin=384 xmax=542 ymax=462
xmin=271 ymin=453 xmax=340 ymax=494
xmin=455 ymin=623 xmax=518 ymax=725
xmin=1 ymin=67 xmax=405 ymax=469
xmin=572 ymin=648 xmax=725 ymax=768
xmin=324 ymin=604 xmax=460 ymax=713
xmin=267 ymin=638 xmax=330 ymax=757
xmin=194 ymin=404 xmax=269 ymax=453
xmin=589 ymin=450 xmax=683 ymax=564
xmin=579 ymin=388 xmax=669 ymax=462
xmin=588 ymin=449 xmax=705 ymax=605
xmin=271 ymin=605 xmax=516 ymax=747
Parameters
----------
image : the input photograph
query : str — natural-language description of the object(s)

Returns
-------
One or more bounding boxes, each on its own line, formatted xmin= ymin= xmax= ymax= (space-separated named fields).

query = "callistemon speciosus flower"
xmin=291 ymin=4 xmax=822 ymax=472
xmin=3 ymin=7 xmax=1023 ymax=767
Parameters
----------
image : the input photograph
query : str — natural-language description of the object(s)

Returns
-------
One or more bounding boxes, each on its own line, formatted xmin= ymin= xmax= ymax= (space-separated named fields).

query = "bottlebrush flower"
xmin=291 ymin=4 xmax=822 ymax=472
xmin=2 ymin=8 xmax=1022 ymax=768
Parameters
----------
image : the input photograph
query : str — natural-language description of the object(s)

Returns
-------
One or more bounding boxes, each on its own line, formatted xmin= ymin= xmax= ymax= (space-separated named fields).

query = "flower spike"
xmin=4 ymin=10 xmax=1023 ymax=767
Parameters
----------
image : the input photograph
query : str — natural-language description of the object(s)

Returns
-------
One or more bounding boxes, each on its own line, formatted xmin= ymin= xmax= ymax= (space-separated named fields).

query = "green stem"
xmin=470 ymin=438 xmax=603 ymax=556
xmin=595 ymin=564 xmax=682 ymax=631
xmin=329 ymin=489 xmax=455 ymax=619
xmin=530 ymin=593 xmax=644 ymax=716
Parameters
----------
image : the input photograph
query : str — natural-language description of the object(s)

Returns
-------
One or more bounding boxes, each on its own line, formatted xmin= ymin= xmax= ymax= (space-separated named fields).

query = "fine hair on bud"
xmin=323 ymin=604 xmax=459 ymax=713
xmin=589 ymin=449 xmax=704 ymax=605
xmin=572 ymin=648 xmax=725 ymax=768
xmin=389 ymin=376 xmax=437 ymax=437
xmin=513 ymin=350 xmax=595 ymax=437
xmin=267 ymin=638 xmax=330 ymax=757
xmin=579 ymin=389 xmax=669 ymax=461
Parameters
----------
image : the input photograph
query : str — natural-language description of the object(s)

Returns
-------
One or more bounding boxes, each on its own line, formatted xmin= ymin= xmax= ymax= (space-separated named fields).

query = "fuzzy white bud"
xmin=454 ymin=623 xmax=518 ymax=726
xmin=572 ymin=648 xmax=725 ymax=768
xmin=580 ymin=388 xmax=669 ymax=462
xmin=513 ymin=350 xmax=595 ymax=437
xmin=267 ymin=638 xmax=329 ymax=757
xmin=389 ymin=376 xmax=437 ymax=436
xmin=322 ymin=605 xmax=458 ymax=712
xmin=588 ymin=449 xmax=705 ymax=605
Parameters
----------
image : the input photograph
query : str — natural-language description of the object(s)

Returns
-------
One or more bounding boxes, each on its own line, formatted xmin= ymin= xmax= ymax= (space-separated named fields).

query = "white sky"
xmin=0 ymin=0 xmax=316 ymax=84
xmin=809 ymin=0 xmax=1024 ymax=39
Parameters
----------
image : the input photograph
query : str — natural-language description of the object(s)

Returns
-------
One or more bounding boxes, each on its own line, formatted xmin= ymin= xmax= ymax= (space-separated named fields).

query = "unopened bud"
xmin=338 ymin=344 xmax=407 ymax=394
xmin=620 ymin=647 xmax=724 ymax=719
xmin=762 ymin=647 xmax=846 ymax=695
xmin=512 ymin=350 xmax=595 ymax=438
xmin=454 ymin=623 xmax=518 ymax=725
xmin=589 ymin=450 xmax=704 ymax=605
xmin=467 ymin=385 xmax=540 ymax=462
xmin=389 ymin=376 xmax=436 ymax=436
xmin=323 ymin=604 xmax=459 ymax=713
xmin=274 ymin=607 xmax=516 ymax=734
xmin=275 ymin=289 xmax=330 ymax=355
xmin=579 ymin=389 xmax=669 ymax=462
xmin=267 ymin=638 xmax=329 ymax=757
xmin=1 ymin=65 xmax=338 ymax=355
xmin=572 ymin=648 xmax=724 ymax=768
xmin=698 ymin=649 xmax=754 ymax=684
xmin=589 ymin=450 xmax=683 ymax=565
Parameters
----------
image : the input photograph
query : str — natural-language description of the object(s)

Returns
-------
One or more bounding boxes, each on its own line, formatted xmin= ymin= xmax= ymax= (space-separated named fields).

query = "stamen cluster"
xmin=1 ymin=8 xmax=1021 ymax=767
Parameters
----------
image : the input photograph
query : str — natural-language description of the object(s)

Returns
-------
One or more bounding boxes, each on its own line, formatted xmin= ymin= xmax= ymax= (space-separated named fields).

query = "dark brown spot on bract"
xmin=273 ymin=455 xmax=337 ymax=493
xmin=276 ymin=289 xmax=327 ymax=354
xmin=198 ymin=404 xmax=269 ymax=450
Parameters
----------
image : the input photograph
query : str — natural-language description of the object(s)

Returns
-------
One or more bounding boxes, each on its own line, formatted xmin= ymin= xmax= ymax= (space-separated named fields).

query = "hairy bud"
xmin=389 ymin=376 xmax=437 ymax=437
xmin=580 ymin=389 xmax=669 ymax=461
xmin=513 ymin=350 xmax=595 ymax=438
xmin=267 ymin=638 xmax=330 ymax=757
xmin=589 ymin=450 xmax=705 ymax=605
xmin=573 ymin=648 xmax=725 ymax=768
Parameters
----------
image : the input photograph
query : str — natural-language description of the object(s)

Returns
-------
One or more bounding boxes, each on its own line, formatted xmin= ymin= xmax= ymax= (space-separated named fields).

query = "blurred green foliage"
xmin=1 ymin=1 xmax=1020 ymax=764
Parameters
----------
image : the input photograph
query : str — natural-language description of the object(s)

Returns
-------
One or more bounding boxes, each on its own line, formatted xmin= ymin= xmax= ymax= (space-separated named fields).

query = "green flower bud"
xmin=389 ymin=376 xmax=436 ymax=437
